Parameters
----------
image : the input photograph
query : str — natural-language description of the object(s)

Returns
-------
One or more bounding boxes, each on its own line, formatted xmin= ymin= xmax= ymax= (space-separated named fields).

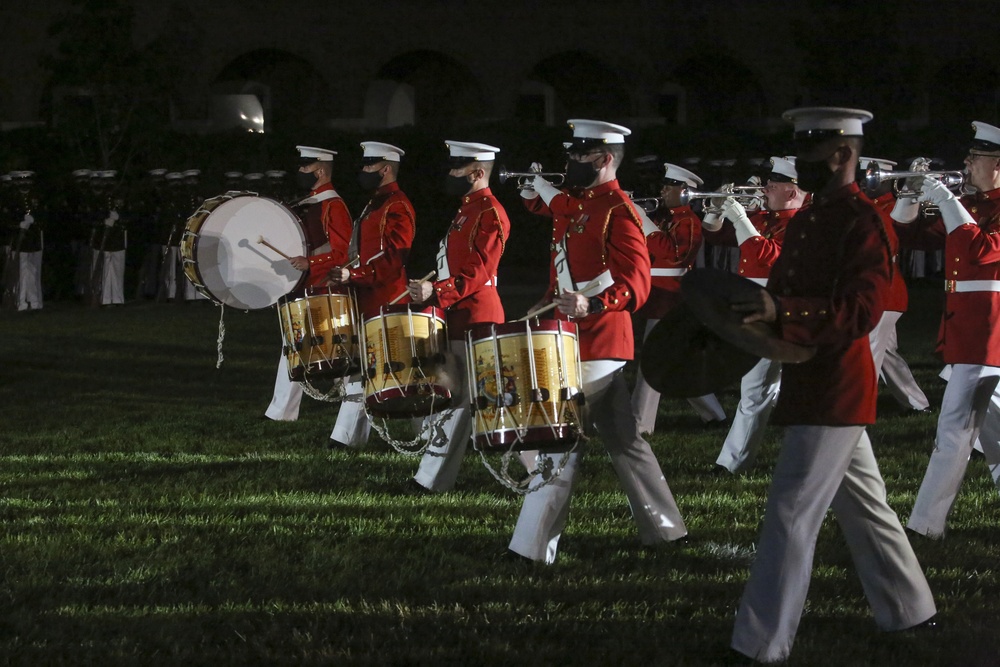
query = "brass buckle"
xmin=945 ymin=279 xmax=956 ymax=293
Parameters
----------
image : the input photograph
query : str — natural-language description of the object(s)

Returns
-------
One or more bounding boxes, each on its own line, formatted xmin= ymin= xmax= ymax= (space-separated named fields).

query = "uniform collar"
xmin=311 ymin=181 xmax=334 ymax=196
xmin=462 ymin=187 xmax=492 ymax=205
xmin=810 ymin=181 xmax=860 ymax=207
xmin=579 ymin=179 xmax=620 ymax=199
xmin=376 ymin=181 xmax=400 ymax=196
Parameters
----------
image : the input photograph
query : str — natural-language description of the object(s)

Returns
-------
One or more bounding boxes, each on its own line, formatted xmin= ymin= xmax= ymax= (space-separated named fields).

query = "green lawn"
xmin=0 ymin=285 xmax=997 ymax=666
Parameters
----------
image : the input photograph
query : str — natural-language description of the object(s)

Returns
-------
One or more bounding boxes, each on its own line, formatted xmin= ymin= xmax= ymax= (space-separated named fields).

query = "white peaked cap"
xmin=567 ymin=119 xmax=631 ymax=144
xmin=165 ymin=172 xmax=183 ymax=180
xmin=971 ymin=121 xmax=1000 ymax=153
xmin=297 ymin=145 xmax=336 ymax=161
xmin=783 ymin=107 xmax=873 ymax=139
xmin=97 ymin=170 xmax=116 ymax=178
xmin=10 ymin=170 xmax=35 ymax=179
xmin=265 ymin=170 xmax=286 ymax=178
xmin=445 ymin=140 xmax=500 ymax=161
xmin=244 ymin=173 xmax=264 ymax=180
xmin=859 ymin=156 xmax=897 ymax=172
xmin=361 ymin=141 xmax=405 ymax=162
xmin=182 ymin=169 xmax=200 ymax=178
xmin=663 ymin=163 xmax=703 ymax=187
xmin=148 ymin=168 xmax=168 ymax=177
xmin=73 ymin=169 xmax=93 ymax=178
xmin=224 ymin=171 xmax=243 ymax=179
xmin=769 ymin=156 xmax=798 ymax=182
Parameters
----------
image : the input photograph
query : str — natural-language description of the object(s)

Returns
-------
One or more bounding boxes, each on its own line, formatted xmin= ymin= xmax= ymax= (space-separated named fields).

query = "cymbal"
xmin=680 ymin=268 xmax=816 ymax=363
xmin=640 ymin=302 xmax=760 ymax=398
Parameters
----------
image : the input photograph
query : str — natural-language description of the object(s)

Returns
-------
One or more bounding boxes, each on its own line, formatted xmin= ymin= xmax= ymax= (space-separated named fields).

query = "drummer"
xmin=264 ymin=145 xmax=353 ymax=422
xmin=508 ymin=119 xmax=688 ymax=564
xmin=407 ymin=140 xmax=510 ymax=492
xmin=326 ymin=141 xmax=416 ymax=449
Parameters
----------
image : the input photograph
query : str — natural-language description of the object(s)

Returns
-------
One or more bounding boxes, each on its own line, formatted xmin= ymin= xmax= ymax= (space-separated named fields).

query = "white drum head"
xmin=192 ymin=196 xmax=306 ymax=309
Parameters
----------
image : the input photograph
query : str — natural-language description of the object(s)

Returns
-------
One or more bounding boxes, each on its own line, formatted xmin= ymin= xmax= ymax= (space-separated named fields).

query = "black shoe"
xmin=708 ymin=464 xmax=732 ymax=476
xmin=970 ymin=448 xmax=986 ymax=461
xmin=497 ymin=548 xmax=539 ymax=564
xmin=327 ymin=438 xmax=351 ymax=450
xmin=405 ymin=478 xmax=434 ymax=495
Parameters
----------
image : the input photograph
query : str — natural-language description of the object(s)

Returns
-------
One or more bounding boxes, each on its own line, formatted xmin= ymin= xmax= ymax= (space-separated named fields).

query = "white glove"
xmin=529 ymin=162 xmax=543 ymax=173
xmin=702 ymin=211 xmax=723 ymax=232
xmin=520 ymin=162 xmax=544 ymax=199
xmin=890 ymin=195 xmax=919 ymax=224
xmin=722 ymin=198 xmax=759 ymax=245
xmin=709 ymin=182 xmax=734 ymax=210
xmin=531 ymin=175 xmax=560 ymax=206
xmin=104 ymin=210 xmax=119 ymax=227
xmin=919 ymin=176 xmax=975 ymax=233
xmin=638 ymin=208 xmax=660 ymax=237
xmin=19 ymin=213 xmax=34 ymax=230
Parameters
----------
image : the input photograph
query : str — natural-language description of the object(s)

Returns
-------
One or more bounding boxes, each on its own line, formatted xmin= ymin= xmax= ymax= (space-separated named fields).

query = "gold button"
xmin=578 ymin=204 xmax=584 ymax=210
xmin=801 ymin=311 xmax=809 ymax=317
xmin=784 ymin=311 xmax=792 ymax=317
xmin=818 ymin=309 xmax=827 ymax=316
xmin=953 ymin=270 xmax=959 ymax=276
xmin=741 ymin=258 xmax=747 ymax=263
xmin=624 ymin=290 xmax=629 ymax=297
xmin=971 ymin=207 xmax=978 ymax=214
xmin=739 ymin=269 xmax=745 ymax=274
xmin=954 ymin=257 xmax=960 ymax=262
xmin=612 ymin=298 xmax=619 ymax=305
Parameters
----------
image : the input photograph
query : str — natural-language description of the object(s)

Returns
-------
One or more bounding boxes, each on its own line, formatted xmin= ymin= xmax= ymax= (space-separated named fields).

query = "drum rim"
xmin=468 ymin=319 xmax=580 ymax=344
xmin=364 ymin=303 xmax=447 ymax=322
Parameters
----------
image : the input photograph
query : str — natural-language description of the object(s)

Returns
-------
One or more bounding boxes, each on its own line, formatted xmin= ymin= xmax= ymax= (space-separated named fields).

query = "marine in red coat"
xmin=730 ymin=107 xmax=935 ymax=663
xmin=891 ymin=120 xmax=1000 ymax=538
xmin=328 ymin=142 xmax=415 ymax=319
xmin=287 ymin=146 xmax=352 ymax=287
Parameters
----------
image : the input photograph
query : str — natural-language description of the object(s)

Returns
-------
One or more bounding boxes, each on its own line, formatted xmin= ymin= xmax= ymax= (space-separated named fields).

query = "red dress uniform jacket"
xmin=871 ymin=192 xmax=908 ymax=313
xmin=346 ymin=182 xmax=415 ymax=319
xmin=768 ymin=183 xmax=891 ymax=426
xmin=737 ymin=208 xmax=794 ymax=284
xmin=304 ymin=183 xmax=353 ymax=286
xmin=638 ymin=205 xmax=702 ymax=319
xmin=545 ymin=180 xmax=651 ymax=361
xmin=432 ymin=188 xmax=509 ymax=339
xmin=893 ymin=188 xmax=1000 ymax=366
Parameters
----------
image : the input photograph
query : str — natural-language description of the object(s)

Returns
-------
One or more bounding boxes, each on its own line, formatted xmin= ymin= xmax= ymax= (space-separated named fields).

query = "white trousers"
xmin=92 ymin=250 xmax=125 ymax=305
xmin=732 ymin=425 xmax=936 ymax=663
xmin=908 ymin=363 xmax=1000 ymax=537
xmin=413 ymin=341 xmax=472 ymax=492
xmin=869 ymin=310 xmax=930 ymax=411
xmin=632 ymin=319 xmax=726 ymax=433
xmin=715 ymin=357 xmax=781 ymax=473
xmin=330 ymin=378 xmax=370 ymax=446
xmin=264 ymin=355 xmax=303 ymax=421
xmin=509 ymin=359 xmax=688 ymax=564
xmin=4 ymin=251 xmax=43 ymax=310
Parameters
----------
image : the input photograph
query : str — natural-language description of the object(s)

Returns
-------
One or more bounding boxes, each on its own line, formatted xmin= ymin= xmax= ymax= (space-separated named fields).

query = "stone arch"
xmin=212 ymin=49 xmax=330 ymax=130
xmin=370 ymin=50 xmax=484 ymax=130
xmin=520 ymin=51 xmax=631 ymax=123
xmin=669 ymin=54 xmax=767 ymax=129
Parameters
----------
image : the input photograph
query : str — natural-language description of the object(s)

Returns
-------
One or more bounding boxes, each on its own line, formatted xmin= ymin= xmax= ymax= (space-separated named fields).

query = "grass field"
xmin=1 ymin=284 xmax=998 ymax=666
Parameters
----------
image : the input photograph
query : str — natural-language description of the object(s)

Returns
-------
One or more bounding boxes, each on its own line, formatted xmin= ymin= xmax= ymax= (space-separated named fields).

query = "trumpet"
xmin=678 ymin=188 xmax=763 ymax=209
xmin=498 ymin=166 xmax=566 ymax=189
xmin=628 ymin=195 xmax=661 ymax=214
xmin=864 ymin=159 xmax=965 ymax=198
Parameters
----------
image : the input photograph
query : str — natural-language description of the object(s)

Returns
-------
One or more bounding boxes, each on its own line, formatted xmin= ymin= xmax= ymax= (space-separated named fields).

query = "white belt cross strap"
xmin=575 ymin=269 xmax=614 ymax=296
xmin=650 ymin=268 xmax=688 ymax=277
xmin=297 ymin=189 xmax=340 ymax=206
xmin=746 ymin=277 xmax=768 ymax=286
xmin=435 ymin=237 xmax=451 ymax=281
xmin=945 ymin=279 xmax=1000 ymax=293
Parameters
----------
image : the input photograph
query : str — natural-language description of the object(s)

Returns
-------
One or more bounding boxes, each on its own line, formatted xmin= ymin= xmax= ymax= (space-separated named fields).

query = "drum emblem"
xmin=476 ymin=355 xmax=519 ymax=417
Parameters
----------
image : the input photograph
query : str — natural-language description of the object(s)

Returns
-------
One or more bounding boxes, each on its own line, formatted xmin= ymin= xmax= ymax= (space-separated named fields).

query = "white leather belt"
xmin=485 ymin=276 xmax=497 ymax=287
xmin=650 ymin=268 xmax=688 ymax=277
xmin=945 ymin=279 xmax=1000 ymax=293
xmin=747 ymin=277 xmax=768 ymax=286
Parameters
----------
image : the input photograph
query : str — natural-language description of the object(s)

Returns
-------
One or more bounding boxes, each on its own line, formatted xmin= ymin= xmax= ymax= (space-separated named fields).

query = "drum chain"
xmin=476 ymin=441 xmax=578 ymax=496
xmin=215 ymin=303 xmax=226 ymax=369
xmin=299 ymin=377 xmax=352 ymax=403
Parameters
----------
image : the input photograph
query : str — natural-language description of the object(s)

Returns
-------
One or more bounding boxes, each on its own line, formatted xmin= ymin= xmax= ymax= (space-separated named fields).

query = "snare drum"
xmin=467 ymin=319 xmax=584 ymax=452
xmin=180 ymin=192 xmax=305 ymax=309
xmin=277 ymin=287 xmax=359 ymax=381
xmin=363 ymin=304 xmax=452 ymax=417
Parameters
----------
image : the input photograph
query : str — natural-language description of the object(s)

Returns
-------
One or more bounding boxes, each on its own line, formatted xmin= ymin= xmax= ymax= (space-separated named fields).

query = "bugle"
xmin=864 ymin=159 xmax=965 ymax=198
xmin=678 ymin=189 xmax=763 ymax=208
xmin=498 ymin=166 xmax=566 ymax=189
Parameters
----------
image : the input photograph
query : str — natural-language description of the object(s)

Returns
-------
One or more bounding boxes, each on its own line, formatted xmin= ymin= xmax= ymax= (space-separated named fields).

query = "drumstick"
xmin=518 ymin=276 xmax=605 ymax=322
xmin=257 ymin=236 xmax=292 ymax=260
xmin=390 ymin=271 xmax=436 ymax=305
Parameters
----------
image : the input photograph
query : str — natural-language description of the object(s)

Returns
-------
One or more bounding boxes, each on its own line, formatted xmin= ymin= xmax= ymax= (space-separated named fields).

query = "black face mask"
xmin=564 ymin=158 xmax=600 ymax=188
xmin=793 ymin=158 xmax=832 ymax=194
xmin=296 ymin=170 xmax=317 ymax=192
xmin=358 ymin=169 xmax=382 ymax=192
xmin=445 ymin=174 xmax=471 ymax=197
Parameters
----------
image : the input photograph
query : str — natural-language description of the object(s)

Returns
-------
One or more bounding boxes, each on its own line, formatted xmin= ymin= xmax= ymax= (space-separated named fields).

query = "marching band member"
xmin=862 ymin=157 xmax=931 ymax=414
xmin=631 ymin=162 xmax=727 ymax=432
xmin=327 ymin=141 xmax=416 ymax=448
xmin=891 ymin=121 xmax=1000 ymax=538
xmin=408 ymin=140 xmax=510 ymax=492
xmin=713 ymin=157 xmax=805 ymax=474
xmin=729 ymin=107 xmax=935 ymax=663
xmin=1 ymin=171 xmax=43 ymax=311
xmin=264 ymin=145 xmax=352 ymax=422
xmin=88 ymin=170 xmax=127 ymax=306
xmin=508 ymin=119 xmax=688 ymax=564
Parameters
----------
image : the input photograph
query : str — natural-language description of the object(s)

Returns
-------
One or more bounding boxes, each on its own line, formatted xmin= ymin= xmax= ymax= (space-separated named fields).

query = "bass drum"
xmin=180 ymin=192 xmax=305 ymax=309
